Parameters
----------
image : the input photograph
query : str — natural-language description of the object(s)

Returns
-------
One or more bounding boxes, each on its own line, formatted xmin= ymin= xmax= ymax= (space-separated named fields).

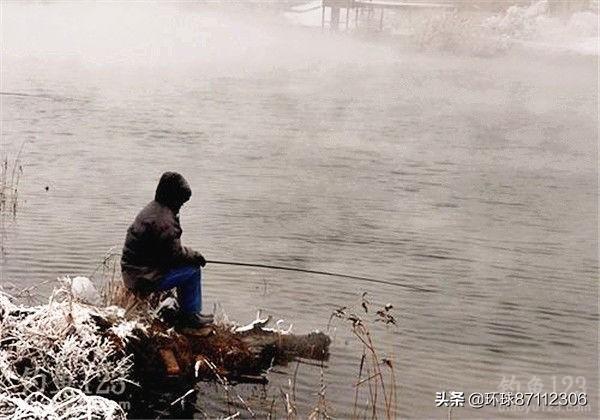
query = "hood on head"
xmin=155 ymin=172 xmax=191 ymax=211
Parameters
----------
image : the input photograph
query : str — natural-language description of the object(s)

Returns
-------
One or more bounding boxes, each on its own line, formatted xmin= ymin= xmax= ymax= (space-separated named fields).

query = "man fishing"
xmin=121 ymin=171 xmax=213 ymax=328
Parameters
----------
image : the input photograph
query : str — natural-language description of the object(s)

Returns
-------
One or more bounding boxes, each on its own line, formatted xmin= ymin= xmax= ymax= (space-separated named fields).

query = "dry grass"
xmin=91 ymin=248 xmax=150 ymax=317
xmin=0 ymin=143 xmax=25 ymax=258
xmin=273 ymin=293 xmax=398 ymax=420
xmin=328 ymin=293 xmax=398 ymax=420
xmin=0 ymin=142 xmax=25 ymax=217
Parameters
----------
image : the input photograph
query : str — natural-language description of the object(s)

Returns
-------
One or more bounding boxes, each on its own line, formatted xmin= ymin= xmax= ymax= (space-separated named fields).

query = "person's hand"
xmin=197 ymin=253 xmax=207 ymax=267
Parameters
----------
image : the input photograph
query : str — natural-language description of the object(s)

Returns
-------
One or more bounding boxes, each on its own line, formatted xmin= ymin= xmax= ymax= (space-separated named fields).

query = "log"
xmin=123 ymin=310 xmax=331 ymax=388
xmin=159 ymin=349 xmax=181 ymax=377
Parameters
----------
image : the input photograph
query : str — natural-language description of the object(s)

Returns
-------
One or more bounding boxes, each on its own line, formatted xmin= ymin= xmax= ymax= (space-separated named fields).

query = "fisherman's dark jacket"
xmin=121 ymin=172 xmax=204 ymax=291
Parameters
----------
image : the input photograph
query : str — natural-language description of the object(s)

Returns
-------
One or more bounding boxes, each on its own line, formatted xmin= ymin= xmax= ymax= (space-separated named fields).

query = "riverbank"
xmin=0 ymin=277 xmax=332 ymax=418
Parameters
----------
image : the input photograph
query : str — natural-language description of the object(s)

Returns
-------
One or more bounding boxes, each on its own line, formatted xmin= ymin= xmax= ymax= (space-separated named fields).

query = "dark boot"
xmin=178 ymin=312 xmax=214 ymax=329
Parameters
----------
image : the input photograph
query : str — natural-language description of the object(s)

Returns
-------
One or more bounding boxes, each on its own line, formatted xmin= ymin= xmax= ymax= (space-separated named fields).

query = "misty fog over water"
xmin=1 ymin=1 xmax=598 ymax=418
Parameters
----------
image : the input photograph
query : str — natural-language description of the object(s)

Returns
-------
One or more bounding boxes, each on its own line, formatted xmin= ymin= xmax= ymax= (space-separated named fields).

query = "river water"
xmin=1 ymin=2 xmax=598 ymax=418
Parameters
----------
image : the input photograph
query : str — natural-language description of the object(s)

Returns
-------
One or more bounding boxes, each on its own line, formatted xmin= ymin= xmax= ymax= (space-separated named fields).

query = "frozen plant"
xmin=0 ymin=387 xmax=126 ymax=419
xmin=0 ymin=283 xmax=140 ymax=419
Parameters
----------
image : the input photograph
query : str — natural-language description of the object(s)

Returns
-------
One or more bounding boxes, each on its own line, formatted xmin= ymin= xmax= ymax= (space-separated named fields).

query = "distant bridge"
xmin=319 ymin=0 xmax=456 ymax=31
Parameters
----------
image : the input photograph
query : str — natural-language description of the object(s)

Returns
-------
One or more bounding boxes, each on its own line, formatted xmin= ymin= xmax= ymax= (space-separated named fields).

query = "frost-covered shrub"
xmin=0 ymin=387 xmax=126 ymax=419
xmin=0 ymin=293 xmax=134 ymax=395
xmin=0 ymin=284 xmax=141 ymax=419
xmin=567 ymin=11 xmax=598 ymax=37
xmin=482 ymin=0 xmax=549 ymax=38
xmin=413 ymin=11 xmax=510 ymax=56
xmin=414 ymin=1 xmax=598 ymax=56
xmin=483 ymin=1 xmax=598 ymax=41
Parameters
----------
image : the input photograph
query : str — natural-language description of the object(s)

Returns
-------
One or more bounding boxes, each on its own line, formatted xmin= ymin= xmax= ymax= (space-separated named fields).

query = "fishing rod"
xmin=205 ymin=259 xmax=432 ymax=293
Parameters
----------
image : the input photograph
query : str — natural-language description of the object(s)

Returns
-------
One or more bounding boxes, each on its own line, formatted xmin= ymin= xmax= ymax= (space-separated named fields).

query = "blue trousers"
xmin=155 ymin=266 xmax=202 ymax=314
